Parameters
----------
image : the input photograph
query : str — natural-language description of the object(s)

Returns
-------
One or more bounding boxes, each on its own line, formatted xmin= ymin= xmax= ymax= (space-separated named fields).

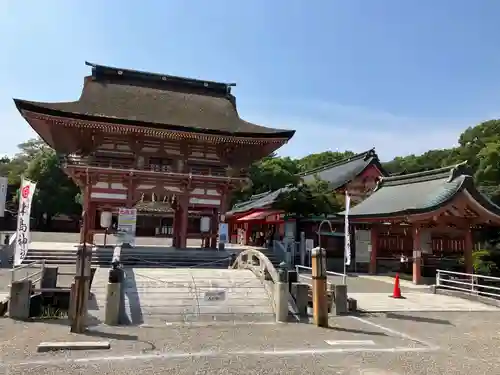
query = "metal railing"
xmin=295 ymin=265 xmax=347 ymax=285
xmin=436 ymin=269 xmax=500 ymax=299
xmin=10 ymin=259 xmax=46 ymax=288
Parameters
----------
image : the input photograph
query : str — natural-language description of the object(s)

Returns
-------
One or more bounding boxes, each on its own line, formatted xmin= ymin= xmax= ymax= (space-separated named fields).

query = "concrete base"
xmin=105 ymin=282 xmax=121 ymax=325
xmin=9 ymin=280 xmax=32 ymax=320
xmin=37 ymin=341 xmax=111 ymax=352
xmin=332 ymin=284 xmax=348 ymax=316
xmin=275 ymin=282 xmax=289 ymax=322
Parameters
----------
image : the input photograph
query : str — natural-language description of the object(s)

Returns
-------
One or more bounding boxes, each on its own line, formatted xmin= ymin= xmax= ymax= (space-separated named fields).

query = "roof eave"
xmin=14 ymin=99 xmax=295 ymax=140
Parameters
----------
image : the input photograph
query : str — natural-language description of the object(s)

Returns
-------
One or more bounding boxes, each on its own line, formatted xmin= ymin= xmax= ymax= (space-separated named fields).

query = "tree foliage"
xmin=1 ymin=138 xmax=81 ymax=228
xmin=25 ymin=147 xmax=81 ymax=227
xmin=272 ymin=178 xmax=345 ymax=217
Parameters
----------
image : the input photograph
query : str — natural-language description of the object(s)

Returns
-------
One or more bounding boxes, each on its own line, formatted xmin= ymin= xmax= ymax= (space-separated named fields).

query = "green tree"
xmin=231 ymin=155 xmax=300 ymax=205
xmin=272 ymin=178 xmax=344 ymax=217
xmin=25 ymin=148 xmax=81 ymax=229
xmin=297 ymin=151 xmax=355 ymax=172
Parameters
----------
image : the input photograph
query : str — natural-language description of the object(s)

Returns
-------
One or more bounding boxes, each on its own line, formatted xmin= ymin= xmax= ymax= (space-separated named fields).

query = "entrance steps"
xmin=119 ymin=247 xmax=233 ymax=268
xmin=112 ymin=268 xmax=276 ymax=324
xmin=22 ymin=242 xmax=114 ymax=266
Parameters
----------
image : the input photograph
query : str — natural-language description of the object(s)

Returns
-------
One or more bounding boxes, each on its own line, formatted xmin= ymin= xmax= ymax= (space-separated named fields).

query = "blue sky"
xmin=2 ymin=0 xmax=500 ymax=161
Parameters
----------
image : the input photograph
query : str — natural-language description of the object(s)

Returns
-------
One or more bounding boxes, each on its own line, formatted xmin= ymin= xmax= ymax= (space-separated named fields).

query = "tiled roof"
xmin=342 ymin=163 xmax=500 ymax=218
xmin=227 ymin=186 xmax=296 ymax=215
xmin=300 ymin=148 xmax=386 ymax=189
xmin=14 ymin=62 xmax=295 ymax=139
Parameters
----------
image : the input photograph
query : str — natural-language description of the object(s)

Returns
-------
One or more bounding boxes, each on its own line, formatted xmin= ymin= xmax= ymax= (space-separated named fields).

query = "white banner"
xmin=0 ymin=176 xmax=7 ymax=218
xmin=117 ymin=208 xmax=137 ymax=247
xmin=344 ymin=191 xmax=351 ymax=266
xmin=14 ymin=177 xmax=36 ymax=266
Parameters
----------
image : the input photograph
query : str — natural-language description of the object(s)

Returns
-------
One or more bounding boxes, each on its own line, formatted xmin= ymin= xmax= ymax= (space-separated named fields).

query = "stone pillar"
xmin=178 ymin=195 xmax=189 ymax=249
xmin=311 ymin=247 xmax=328 ymax=327
xmin=275 ymin=265 xmax=289 ymax=322
xmin=412 ymin=226 xmax=422 ymax=285
xmin=464 ymin=227 xmax=473 ymax=274
xmin=332 ymin=284 xmax=348 ymax=316
xmin=369 ymin=227 xmax=378 ymax=274
xmin=41 ymin=267 xmax=58 ymax=290
xmin=9 ymin=280 xmax=32 ymax=320
xmin=105 ymin=267 xmax=123 ymax=325
xmin=291 ymin=282 xmax=309 ymax=317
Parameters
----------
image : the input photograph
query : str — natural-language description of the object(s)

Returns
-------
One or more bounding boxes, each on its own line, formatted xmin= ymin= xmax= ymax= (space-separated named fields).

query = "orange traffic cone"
xmin=390 ymin=273 xmax=405 ymax=299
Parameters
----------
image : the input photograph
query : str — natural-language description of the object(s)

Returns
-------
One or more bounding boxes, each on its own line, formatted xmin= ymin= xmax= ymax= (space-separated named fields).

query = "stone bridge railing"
xmin=231 ymin=249 xmax=279 ymax=282
xmin=230 ymin=249 xmax=280 ymax=314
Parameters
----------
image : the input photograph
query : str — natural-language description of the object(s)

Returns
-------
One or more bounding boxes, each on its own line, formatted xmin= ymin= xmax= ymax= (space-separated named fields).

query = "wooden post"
xmin=311 ymin=247 xmax=328 ymax=327
xmin=71 ymin=183 xmax=92 ymax=333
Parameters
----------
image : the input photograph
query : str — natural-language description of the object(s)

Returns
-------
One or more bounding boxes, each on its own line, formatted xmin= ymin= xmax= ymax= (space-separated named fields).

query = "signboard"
xmin=218 ymin=222 xmax=228 ymax=244
xmin=355 ymin=229 xmax=371 ymax=263
xmin=14 ymin=177 xmax=36 ymax=266
xmin=0 ymin=176 xmax=7 ymax=218
xmin=419 ymin=229 xmax=433 ymax=254
xmin=117 ymin=208 xmax=137 ymax=246
xmin=200 ymin=216 xmax=211 ymax=233
xmin=204 ymin=290 xmax=226 ymax=302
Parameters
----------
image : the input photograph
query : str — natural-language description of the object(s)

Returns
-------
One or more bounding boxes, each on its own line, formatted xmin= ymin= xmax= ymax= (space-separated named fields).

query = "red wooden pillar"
xmin=210 ymin=208 xmax=218 ymax=249
xmin=178 ymin=195 xmax=189 ymax=249
xmin=464 ymin=227 xmax=474 ymax=274
xmin=172 ymin=208 xmax=179 ymax=248
xmin=412 ymin=225 xmax=422 ymax=285
xmin=369 ymin=227 xmax=378 ymax=274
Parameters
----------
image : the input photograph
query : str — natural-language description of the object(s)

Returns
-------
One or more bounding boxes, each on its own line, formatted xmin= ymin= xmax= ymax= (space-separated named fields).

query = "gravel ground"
xmin=0 ymin=311 xmax=499 ymax=374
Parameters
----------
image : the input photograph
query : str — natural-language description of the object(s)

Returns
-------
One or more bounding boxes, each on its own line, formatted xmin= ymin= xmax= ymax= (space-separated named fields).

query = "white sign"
xmin=117 ymin=208 xmax=137 ymax=246
xmin=0 ymin=176 xmax=7 ymax=218
xmin=14 ymin=177 xmax=36 ymax=266
xmin=218 ymin=222 xmax=228 ymax=244
xmin=200 ymin=216 xmax=211 ymax=233
xmin=344 ymin=191 xmax=351 ymax=266
xmin=355 ymin=229 xmax=371 ymax=263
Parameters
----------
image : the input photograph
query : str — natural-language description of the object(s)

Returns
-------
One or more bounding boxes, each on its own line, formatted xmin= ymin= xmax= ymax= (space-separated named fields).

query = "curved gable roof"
xmin=300 ymin=149 xmax=387 ymax=189
xmin=343 ymin=163 xmax=500 ymax=220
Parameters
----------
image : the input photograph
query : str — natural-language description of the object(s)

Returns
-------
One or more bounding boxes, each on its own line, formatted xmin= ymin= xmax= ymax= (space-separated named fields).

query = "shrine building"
xmin=343 ymin=163 xmax=500 ymax=284
xmin=14 ymin=62 xmax=295 ymax=248
xmin=226 ymin=149 xmax=387 ymax=246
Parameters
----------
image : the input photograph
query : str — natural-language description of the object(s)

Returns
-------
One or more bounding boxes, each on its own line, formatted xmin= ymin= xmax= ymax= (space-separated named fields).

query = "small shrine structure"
xmin=14 ymin=62 xmax=294 ymax=248
xmin=343 ymin=164 xmax=500 ymax=284
xmin=226 ymin=149 xmax=387 ymax=246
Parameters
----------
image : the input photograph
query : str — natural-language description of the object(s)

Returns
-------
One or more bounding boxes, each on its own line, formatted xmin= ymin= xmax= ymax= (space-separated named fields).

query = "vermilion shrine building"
xmin=344 ymin=164 xmax=500 ymax=284
xmin=226 ymin=149 xmax=387 ymax=246
xmin=14 ymin=62 xmax=294 ymax=248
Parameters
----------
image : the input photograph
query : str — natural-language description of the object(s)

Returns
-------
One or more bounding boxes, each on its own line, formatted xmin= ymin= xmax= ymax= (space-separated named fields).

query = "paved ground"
xmin=113 ymin=268 xmax=274 ymax=325
xmin=350 ymin=292 xmax=500 ymax=312
xmin=0 ymin=310 xmax=499 ymax=374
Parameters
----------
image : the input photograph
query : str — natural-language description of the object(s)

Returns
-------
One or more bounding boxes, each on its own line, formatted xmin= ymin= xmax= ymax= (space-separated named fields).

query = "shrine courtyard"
xmin=0 ymin=310 xmax=497 ymax=374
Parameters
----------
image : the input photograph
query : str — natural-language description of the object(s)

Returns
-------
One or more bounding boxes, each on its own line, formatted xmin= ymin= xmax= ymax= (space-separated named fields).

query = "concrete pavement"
xmin=1 ymin=310 xmax=500 ymax=374
xmin=89 ymin=267 xmax=275 ymax=325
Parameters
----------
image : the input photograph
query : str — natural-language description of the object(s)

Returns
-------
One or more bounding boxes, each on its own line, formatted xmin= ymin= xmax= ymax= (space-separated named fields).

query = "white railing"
xmin=436 ymin=269 xmax=500 ymax=299
xmin=295 ymin=265 xmax=347 ymax=285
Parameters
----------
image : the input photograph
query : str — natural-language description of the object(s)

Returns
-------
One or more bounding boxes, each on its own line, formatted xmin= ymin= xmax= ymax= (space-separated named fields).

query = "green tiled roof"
xmin=227 ymin=185 xmax=295 ymax=215
xmin=342 ymin=163 xmax=500 ymax=218
xmin=300 ymin=148 xmax=387 ymax=189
